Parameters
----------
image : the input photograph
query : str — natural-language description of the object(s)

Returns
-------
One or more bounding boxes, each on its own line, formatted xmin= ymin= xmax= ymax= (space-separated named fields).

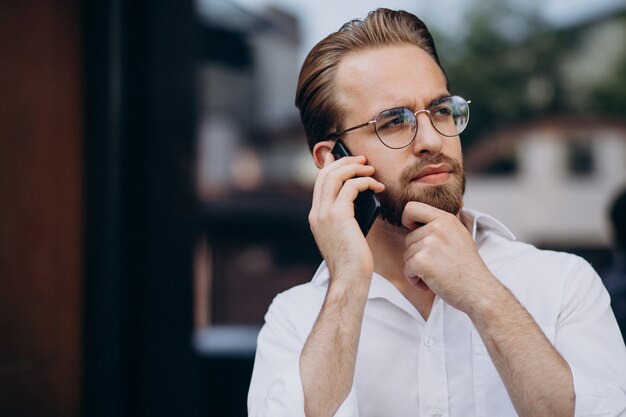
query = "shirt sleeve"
xmin=247 ymin=292 xmax=360 ymax=417
xmin=556 ymin=256 xmax=626 ymax=417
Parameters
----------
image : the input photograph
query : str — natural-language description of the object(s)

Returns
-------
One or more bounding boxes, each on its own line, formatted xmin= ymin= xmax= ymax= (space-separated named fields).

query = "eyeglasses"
xmin=326 ymin=95 xmax=471 ymax=149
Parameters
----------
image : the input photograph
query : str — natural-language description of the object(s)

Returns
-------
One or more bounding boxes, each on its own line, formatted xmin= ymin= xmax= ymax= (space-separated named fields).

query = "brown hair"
xmin=295 ymin=8 xmax=448 ymax=151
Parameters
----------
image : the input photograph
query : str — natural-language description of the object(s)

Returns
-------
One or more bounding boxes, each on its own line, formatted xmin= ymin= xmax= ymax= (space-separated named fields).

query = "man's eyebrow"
xmin=429 ymin=92 xmax=452 ymax=105
xmin=369 ymin=92 xmax=452 ymax=120
xmin=397 ymin=92 xmax=452 ymax=112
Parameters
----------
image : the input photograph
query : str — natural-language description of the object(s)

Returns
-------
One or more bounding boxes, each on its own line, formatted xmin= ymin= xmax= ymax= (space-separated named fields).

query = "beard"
xmin=376 ymin=153 xmax=466 ymax=227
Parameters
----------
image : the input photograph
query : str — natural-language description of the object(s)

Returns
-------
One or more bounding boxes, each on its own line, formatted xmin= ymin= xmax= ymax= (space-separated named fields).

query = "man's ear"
xmin=312 ymin=140 xmax=336 ymax=168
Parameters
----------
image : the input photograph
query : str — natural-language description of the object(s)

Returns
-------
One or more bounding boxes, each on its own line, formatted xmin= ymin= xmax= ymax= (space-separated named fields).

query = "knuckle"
xmin=308 ymin=211 xmax=316 ymax=225
xmin=441 ymin=211 xmax=455 ymax=224
xmin=430 ymin=220 xmax=445 ymax=234
xmin=316 ymin=166 xmax=328 ymax=179
xmin=317 ymin=209 xmax=329 ymax=223
xmin=421 ymin=235 xmax=435 ymax=250
xmin=405 ymin=201 xmax=418 ymax=212
xmin=319 ymin=164 xmax=338 ymax=179
xmin=341 ymin=178 xmax=359 ymax=192
xmin=413 ymin=250 xmax=429 ymax=265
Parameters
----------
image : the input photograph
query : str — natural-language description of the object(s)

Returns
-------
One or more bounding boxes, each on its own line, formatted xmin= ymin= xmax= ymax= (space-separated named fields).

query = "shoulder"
xmin=480 ymin=227 xmax=604 ymax=306
xmin=485 ymin=236 xmax=610 ymax=326
xmin=272 ymin=281 xmax=326 ymax=312
xmin=263 ymin=281 xmax=327 ymax=339
xmin=487 ymin=233 xmax=598 ymax=281
xmin=468 ymin=207 xmax=595 ymax=279
xmin=267 ymin=261 xmax=329 ymax=316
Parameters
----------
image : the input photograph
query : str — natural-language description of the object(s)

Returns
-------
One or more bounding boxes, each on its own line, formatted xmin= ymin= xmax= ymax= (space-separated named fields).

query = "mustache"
xmin=399 ymin=153 xmax=463 ymax=186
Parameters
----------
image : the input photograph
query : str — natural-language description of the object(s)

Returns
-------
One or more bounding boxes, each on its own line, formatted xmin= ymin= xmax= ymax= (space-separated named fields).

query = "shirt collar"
xmin=460 ymin=207 xmax=516 ymax=241
xmin=310 ymin=263 xmax=426 ymax=321
xmin=309 ymin=208 xmax=515 ymax=309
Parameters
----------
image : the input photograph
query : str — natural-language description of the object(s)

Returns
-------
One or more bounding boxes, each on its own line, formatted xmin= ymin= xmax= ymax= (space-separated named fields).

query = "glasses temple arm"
xmin=325 ymin=120 xmax=375 ymax=140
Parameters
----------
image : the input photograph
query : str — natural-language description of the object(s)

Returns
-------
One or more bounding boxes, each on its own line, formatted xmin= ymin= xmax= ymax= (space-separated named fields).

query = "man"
xmin=248 ymin=9 xmax=626 ymax=417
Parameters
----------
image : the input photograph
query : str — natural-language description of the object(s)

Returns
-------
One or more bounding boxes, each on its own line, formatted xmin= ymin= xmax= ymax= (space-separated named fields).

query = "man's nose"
xmin=411 ymin=111 xmax=444 ymax=157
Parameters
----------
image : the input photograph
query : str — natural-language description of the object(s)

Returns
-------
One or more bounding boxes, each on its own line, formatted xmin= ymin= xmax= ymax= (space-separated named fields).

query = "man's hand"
xmin=401 ymin=201 xmax=496 ymax=314
xmin=402 ymin=202 xmax=575 ymax=417
xmin=301 ymin=151 xmax=385 ymax=417
xmin=309 ymin=151 xmax=385 ymax=281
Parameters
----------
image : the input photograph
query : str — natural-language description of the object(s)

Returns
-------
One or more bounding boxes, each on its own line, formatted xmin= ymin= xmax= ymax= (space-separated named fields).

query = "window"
xmin=566 ymin=136 xmax=594 ymax=176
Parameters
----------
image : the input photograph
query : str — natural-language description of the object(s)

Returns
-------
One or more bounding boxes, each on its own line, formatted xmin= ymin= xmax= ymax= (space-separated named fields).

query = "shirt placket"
xmin=418 ymin=299 xmax=449 ymax=417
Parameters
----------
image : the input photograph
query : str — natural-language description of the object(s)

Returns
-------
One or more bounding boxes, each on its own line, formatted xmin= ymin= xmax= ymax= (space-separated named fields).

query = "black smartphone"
xmin=331 ymin=141 xmax=380 ymax=237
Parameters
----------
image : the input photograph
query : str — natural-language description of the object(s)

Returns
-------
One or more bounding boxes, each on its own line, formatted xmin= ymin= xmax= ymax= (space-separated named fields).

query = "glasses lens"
xmin=374 ymin=107 xmax=416 ymax=149
xmin=430 ymin=96 xmax=470 ymax=137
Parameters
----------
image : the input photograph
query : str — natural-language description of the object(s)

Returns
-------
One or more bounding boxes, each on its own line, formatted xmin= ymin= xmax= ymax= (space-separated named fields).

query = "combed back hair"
xmin=295 ymin=8 xmax=448 ymax=151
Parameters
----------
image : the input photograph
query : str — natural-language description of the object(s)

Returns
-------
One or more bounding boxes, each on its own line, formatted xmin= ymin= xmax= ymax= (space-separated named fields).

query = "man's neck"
xmin=366 ymin=219 xmax=437 ymax=320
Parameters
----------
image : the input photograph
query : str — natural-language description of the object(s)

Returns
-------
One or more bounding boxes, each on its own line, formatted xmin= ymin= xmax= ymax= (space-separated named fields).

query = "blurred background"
xmin=1 ymin=0 xmax=625 ymax=416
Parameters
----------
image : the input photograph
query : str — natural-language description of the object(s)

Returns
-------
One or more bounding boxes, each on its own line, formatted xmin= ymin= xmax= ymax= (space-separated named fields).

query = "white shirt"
xmin=248 ymin=209 xmax=626 ymax=417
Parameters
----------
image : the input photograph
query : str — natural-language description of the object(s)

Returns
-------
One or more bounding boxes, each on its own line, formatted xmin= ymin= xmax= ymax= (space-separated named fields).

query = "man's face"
xmin=334 ymin=45 xmax=465 ymax=226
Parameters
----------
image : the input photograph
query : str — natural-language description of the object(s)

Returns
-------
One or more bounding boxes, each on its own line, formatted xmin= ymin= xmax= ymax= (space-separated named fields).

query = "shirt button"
xmin=424 ymin=337 xmax=434 ymax=347
xmin=432 ymin=408 xmax=442 ymax=416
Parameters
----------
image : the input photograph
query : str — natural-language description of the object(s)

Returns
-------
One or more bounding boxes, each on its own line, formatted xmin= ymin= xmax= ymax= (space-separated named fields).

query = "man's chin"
xmin=377 ymin=186 xmax=464 ymax=227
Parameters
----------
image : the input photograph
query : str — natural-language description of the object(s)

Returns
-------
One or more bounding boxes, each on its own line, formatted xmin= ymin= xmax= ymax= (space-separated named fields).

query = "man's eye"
xmin=377 ymin=109 xmax=412 ymax=131
xmin=431 ymin=106 xmax=452 ymax=119
xmin=379 ymin=117 xmax=404 ymax=130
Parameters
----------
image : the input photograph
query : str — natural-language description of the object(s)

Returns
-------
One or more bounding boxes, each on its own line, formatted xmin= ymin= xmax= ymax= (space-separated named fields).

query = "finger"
xmin=312 ymin=155 xmax=373 ymax=222
xmin=406 ymin=274 xmax=423 ymax=287
xmin=316 ymin=155 xmax=368 ymax=199
xmin=313 ymin=152 xmax=334 ymax=199
xmin=311 ymin=152 xmax=348 ymax=214
xmin=403 ymin=240 xmax=423 ymax=263
xmin=322 ymin=152 xmax=365 ymax=167
xmin=322 ymin=150 xmax=335 ymax=167
xmin=403 ymin=256 xmax=423 ymax=282
xmin=317 ymin=163 xmax=377 ymax=212
xmin=327 ymin=154 xmax=366 ymax=167
xmin=310 ymin=165 xmax=328 ymax=218
xmin=332 ymin=162 xmax=376 ymax=180
xmin=335 ymin=177 xmax=385 ymax=206
xmin=401 ymin=201 xmax=447 ymax=230
xmin=404 ymin=222 xmax=432 ymax=247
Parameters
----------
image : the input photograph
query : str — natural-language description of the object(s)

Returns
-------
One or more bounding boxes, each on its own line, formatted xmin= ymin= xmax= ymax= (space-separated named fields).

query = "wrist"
xmin=466 ymin=277 xmax=512 ymax=325
xmin=326 ymin=270 xmax=372 ymax=303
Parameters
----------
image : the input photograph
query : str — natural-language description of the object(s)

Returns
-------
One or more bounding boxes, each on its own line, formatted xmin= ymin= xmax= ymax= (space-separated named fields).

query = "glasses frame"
xmin=325 ymin=95 xmax=471 ymax=149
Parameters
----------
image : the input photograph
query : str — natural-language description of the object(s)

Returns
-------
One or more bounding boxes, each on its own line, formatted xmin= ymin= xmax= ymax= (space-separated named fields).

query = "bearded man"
xmin=248 ymin=8 xmax=626 ymax=417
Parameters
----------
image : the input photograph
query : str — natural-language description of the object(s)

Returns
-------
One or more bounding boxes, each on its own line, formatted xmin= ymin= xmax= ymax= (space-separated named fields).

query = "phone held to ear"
xmin=331 ymin=141 xmax=380 ymax=237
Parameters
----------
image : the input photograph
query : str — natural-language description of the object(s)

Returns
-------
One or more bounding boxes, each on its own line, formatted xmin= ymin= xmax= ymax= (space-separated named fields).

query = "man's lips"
xmin=413 ymin=164 xmax=453 ymax=183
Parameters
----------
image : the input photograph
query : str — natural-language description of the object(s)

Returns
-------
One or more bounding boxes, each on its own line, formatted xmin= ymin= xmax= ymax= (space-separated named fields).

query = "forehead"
xmin=335 ymin=45 xmax=449 ymax=121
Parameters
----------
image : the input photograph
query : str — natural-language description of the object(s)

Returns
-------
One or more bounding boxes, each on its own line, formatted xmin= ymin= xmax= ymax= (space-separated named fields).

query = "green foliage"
xmin=432 ymin=3 xmax=626 ymax=149
xmin=593 ymin=61 xmax=626 ymax=117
